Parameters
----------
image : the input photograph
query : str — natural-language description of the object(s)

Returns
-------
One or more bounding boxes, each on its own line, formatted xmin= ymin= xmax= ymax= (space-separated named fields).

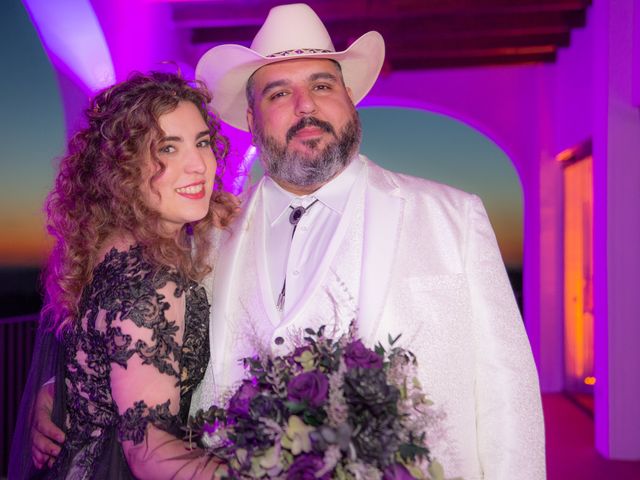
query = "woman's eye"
xmin=159 ymin=144 xmax=176 ymax=154
xmin=197 ymin=139 xmax=212 ymax=148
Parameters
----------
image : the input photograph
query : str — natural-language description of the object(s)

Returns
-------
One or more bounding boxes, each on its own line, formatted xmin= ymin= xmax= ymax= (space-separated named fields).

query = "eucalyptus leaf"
xmin=284 ymin=401 xmax=306 ymax=414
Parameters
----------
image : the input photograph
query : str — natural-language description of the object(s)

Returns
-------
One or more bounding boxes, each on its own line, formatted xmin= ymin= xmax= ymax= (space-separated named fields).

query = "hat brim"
xmin=196 ymin=31 xmax=385 ymax=131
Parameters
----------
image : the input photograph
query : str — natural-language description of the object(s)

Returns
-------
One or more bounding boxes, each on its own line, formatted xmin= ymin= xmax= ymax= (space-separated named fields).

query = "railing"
xmin=1 ymin=314 xmax=39 ymax=477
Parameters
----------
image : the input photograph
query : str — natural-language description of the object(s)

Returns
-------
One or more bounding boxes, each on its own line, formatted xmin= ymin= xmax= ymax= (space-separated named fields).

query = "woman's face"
xmin=143 ymin=101 xmax=217 ymax=233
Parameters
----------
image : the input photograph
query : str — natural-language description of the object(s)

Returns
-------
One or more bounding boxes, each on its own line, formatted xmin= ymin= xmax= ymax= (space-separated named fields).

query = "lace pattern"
xmin=53 ymin=245 xmax=210 ymax=476
xmin=118 ymin=400 xmax=180 ymax=444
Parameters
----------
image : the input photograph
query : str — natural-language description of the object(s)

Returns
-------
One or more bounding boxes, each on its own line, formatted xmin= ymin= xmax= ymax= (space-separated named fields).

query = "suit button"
xmin=274 ymin=336 xmax=284 ymax=345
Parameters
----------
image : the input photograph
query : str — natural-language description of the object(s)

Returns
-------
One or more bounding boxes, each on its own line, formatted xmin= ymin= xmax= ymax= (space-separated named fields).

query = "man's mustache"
xmin=286 ymin=117 xmax=336 ymax=143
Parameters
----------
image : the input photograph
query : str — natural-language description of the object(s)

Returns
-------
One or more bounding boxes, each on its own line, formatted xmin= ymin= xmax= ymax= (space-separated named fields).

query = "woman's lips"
xmin=175 ymin=182 xmax=206 ymax=199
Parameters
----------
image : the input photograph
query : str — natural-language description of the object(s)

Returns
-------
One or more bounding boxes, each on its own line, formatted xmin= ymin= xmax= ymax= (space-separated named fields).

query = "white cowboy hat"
xmin=195 ymin=3 xmax=385 ymax=131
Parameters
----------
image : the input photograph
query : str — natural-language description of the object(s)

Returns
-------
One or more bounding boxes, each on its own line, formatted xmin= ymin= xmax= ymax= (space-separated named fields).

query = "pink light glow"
xmin=218 ymin=125 xmax=253 ymax=194
xmin=222 ymin=145 xmax=257 ymax=195
xmin=22 ymin=0 xmax=115 ymax=92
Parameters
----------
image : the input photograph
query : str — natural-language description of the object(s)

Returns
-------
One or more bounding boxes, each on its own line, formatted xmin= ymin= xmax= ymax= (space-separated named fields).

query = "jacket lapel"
xmin=209 ymin=179 xmax=265 ymax=387
xmin=255 ymin=189 xmax=285 ymax=327
xmin=358 ymin=159 xmax=405 ymax=344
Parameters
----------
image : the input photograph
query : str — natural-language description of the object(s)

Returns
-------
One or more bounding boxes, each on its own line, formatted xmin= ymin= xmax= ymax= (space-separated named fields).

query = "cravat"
xmin=276 ymin=198 xmax=319 ymax=311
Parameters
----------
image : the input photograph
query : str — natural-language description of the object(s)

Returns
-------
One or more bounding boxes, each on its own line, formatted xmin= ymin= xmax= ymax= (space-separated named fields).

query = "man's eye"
xmin=197 ymin=139 xmax=212 ymax=148
xmin=314 ymin=84 xmax=331 ymax=91
xmin=270 ymin=91 xmax=288 ymax=100
xmin=159 ymin=145 xmax=176 ymax=154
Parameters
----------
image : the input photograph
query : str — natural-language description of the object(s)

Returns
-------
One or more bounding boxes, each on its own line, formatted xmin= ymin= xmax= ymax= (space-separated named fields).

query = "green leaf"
xmin=302 ymin=407 xmax=327 ymax=427
xmin=398 ymin=442 xmax=430 ymax=462
xmin=284 ymin=401 xmax=306 ymax=414
xmin=318 ymin=324 xmax=326 ymax=337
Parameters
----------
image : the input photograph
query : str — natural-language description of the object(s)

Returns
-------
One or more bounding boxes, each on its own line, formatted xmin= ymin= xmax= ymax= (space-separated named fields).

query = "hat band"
xmin=266 ymin=48 xmax=334 ymax=58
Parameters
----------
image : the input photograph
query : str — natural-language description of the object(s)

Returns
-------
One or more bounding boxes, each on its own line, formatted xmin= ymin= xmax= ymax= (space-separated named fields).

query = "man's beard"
xmin=253 ymin=112 xmax=362 ymax=187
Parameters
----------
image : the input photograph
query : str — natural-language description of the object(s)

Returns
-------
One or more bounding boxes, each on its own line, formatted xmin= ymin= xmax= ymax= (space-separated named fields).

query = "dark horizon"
xmin=0 ymin=266 xmax=524 ymax=319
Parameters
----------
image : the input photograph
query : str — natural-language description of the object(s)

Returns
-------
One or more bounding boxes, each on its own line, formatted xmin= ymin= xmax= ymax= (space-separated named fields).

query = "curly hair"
xmin=43 ymin=71 xmax=231 ymax=336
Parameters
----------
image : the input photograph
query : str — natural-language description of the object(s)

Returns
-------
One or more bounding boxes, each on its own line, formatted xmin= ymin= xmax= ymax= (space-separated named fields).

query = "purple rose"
xmin=287 ymin=453 xmax=331 ymax=480
xmin=383 ymin=463 xmax=415 ymax=480
xmin=287 ymin=371 xmax=329 ymax=407
xmin=344 ymin=340 xmax=383 ymax=369
xmin=228 ymin=379 xmax=260 ymax=417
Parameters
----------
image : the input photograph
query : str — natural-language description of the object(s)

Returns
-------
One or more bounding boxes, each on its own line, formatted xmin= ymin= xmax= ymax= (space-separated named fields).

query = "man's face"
xmin=247 ymin=58 xmax=361 ymax=190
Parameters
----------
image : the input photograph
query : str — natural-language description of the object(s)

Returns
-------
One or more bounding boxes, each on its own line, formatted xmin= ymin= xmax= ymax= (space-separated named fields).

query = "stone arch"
xmin=357 ymin=93 xmax=545 ymax=368
xmin=359 ymin=95 xmax=527 ymax=189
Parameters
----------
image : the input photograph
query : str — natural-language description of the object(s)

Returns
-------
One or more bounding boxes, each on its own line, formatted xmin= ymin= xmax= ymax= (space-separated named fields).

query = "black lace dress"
xmin=47 ymin=245 xmax=211 ymax=479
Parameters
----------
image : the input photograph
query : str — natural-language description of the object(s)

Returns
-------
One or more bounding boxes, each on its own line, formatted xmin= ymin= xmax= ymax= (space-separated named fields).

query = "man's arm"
xmin=31 ymin=382 xmax=65 ymax=469
xmin=464 ymin=195 xmax=546 ymax=479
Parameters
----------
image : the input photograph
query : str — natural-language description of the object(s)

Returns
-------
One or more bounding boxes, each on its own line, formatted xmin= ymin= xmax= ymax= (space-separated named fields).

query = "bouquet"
xmin=188 ymin=325 xmax=446 ymax=479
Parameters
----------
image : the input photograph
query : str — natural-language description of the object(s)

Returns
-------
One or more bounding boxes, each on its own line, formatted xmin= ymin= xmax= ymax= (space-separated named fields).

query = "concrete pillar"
xmin=593 ymin=0 xmax=640 ymax=460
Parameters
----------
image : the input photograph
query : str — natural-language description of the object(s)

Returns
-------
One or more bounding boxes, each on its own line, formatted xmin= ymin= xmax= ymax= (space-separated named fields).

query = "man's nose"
xmin=294 ymin=90 xmax=317 ymax=116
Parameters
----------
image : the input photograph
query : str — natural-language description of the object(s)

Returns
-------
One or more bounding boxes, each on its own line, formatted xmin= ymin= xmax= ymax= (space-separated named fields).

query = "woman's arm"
xmin=108 ymin=279 xmax=224 ymax=479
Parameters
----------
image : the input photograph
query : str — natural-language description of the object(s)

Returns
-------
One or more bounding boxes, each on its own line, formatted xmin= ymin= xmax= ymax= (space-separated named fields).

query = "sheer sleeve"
xmin=104 ymin=272 xmax=223 ymax=479
xmin=8 ymin=319 xmax=65 ymax=480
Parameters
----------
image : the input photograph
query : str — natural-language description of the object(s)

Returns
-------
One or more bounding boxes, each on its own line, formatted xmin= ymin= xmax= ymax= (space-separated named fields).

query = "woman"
xmin=10 ymin=72 xmax=232 ymax=479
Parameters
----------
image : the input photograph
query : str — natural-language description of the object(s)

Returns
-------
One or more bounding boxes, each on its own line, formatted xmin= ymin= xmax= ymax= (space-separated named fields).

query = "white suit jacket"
xmin=192 ymin=157 xmax=545 ymax=480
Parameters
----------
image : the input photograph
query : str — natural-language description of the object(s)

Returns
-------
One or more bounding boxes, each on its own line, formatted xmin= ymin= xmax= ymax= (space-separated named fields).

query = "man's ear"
xmin=247 ymin=108 xmax=255 ymax=136
xmin=346 ymin=86 xmax=355 ymax=103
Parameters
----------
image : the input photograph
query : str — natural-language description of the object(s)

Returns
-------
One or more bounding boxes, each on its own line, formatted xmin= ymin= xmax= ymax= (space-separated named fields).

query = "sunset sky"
xmin=0 ymin=0 xmax=522 ymax=269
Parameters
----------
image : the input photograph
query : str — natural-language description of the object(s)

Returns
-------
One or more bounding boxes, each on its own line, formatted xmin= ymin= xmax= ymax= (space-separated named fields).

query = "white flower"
xmin=281 ymin=415 xmax=314 ymax=455
xmin=316 ymin=445 xmax=342 ymax=477
xmin=327 ymin=359 xmax=349 ymax=426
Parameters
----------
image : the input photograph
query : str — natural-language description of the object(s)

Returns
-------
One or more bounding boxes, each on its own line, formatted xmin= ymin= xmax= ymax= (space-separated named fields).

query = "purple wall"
xmin=552 ymin=0 xmax=640 ymax=459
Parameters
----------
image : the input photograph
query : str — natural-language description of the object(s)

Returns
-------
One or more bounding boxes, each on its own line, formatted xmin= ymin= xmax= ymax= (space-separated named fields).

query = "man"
xmin=32 ymin=4 xmax=545 ymax=478
xmin=192 ymin=3 xmax=545 ymax=479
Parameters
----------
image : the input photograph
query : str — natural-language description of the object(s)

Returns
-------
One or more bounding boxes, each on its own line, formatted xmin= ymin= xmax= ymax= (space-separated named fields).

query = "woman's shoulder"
xmin=92 ymin=244 xmax=154 ymax=287
xmin=86 ymin=243 xmax=181 ymax=308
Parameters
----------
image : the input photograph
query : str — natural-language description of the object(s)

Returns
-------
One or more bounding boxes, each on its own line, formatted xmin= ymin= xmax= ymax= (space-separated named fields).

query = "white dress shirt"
xmin=262 ymin=157 xmax=364 ymax=317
